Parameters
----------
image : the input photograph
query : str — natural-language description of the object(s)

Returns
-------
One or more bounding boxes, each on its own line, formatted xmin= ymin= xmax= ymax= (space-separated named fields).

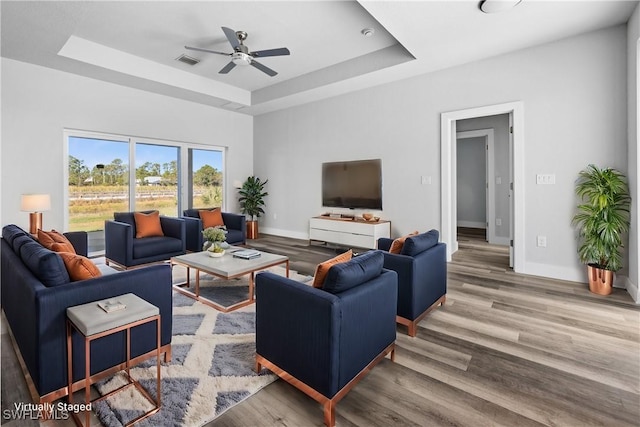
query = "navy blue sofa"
xmin=378 ymin=229 xmax=447 ymax=337
xmin=105 ymin=211 xmax=185 ymax=269
xmin=1 ymin=224 xmax=173 ymax=403
xmin=255 ymin=250 xmax=397 ymax=427
xmin=182 ymin=208 xmax=246 ymax=251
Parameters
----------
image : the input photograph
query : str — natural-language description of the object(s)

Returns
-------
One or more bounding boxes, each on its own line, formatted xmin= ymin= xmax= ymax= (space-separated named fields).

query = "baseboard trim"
xmin=260 ymin=227 xmax=309 ymax=241
xmin=523 ymin=261 xmax=585 ymax=283
xmin=624 ymin=276 xmax=639 ymax=303
xmin=457 ymin=221 xmax=486 ymax=229
xmin=490 ymin=237 xmax=510 ymax=246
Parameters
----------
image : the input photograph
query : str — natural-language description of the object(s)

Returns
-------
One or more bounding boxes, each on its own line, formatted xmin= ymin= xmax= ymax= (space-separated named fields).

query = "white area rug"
xmin=93 ymin=266 xmax=308 ymax=426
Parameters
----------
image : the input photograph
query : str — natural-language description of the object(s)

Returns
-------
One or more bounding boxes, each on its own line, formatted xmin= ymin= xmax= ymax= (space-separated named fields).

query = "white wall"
xmin=254 ymin=25 xmax=630 ymax=284
xmin=1 ymin=58 xmax=253 ymax=231
xmin=457 ymin=114 xmax=510 ymax=238
xmin=456 ymin=136 xmax=486 ymax=229
xmin=627 ymin=3 xmax=639 ymax=302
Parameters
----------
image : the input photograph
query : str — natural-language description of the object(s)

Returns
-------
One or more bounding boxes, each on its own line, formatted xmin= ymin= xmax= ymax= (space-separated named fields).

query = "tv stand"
xmin=309 ymin=216 xmax=390 ymax=249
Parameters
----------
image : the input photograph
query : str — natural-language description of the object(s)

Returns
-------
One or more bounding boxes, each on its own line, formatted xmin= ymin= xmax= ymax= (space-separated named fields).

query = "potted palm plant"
xmin=572 ymin=164 xmax=631 ymax=295
xmin=238 ymin=176 xmax=268 ymax=239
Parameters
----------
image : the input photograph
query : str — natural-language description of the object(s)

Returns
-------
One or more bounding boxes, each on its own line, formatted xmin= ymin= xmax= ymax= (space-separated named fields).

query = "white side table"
xmin=66 ymin=293 xmax=161 ymax=426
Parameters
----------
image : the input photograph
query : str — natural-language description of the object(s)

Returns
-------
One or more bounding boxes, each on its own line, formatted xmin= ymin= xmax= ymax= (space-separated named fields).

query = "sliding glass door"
xmin=67 ymin=135 xmax=130 ymax=232
xmin=66 ymin=130 xmax=225 ymax=253
xmin=134 ymin=143 xmax=180 ymax=216
xmin=189 ymin=148 xmax=224 ymax=209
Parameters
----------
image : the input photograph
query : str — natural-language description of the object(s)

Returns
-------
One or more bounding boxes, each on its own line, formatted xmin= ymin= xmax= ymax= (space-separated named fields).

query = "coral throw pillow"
xmin=312 ymin=250 xmax=353 ymax=288
xmin=37 ymin=229 xmax=76 ymax=254
xmin=134 ymin=211 xmax=164 ymax=238
xmin=58 ymin=252 xmax=102 ymax=281
xmin=199 ymin=209 xmax=225 ymax=228
xmin=389 ymin=231 xmax=419 ymax=254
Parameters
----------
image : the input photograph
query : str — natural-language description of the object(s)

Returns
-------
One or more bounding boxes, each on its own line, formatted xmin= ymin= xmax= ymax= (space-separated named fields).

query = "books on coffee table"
xmin=233 ymin=249 xmax=261 ymax=260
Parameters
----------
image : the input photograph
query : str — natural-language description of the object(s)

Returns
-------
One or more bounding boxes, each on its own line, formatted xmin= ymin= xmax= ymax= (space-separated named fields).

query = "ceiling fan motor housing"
xmin=232 ymin=51 xmax=252 ymax=66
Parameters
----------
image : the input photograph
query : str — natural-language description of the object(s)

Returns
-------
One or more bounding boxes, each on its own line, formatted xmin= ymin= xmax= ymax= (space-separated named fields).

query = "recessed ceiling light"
xmin=479 ymin=0 xmax=522 ymax=14
xmin=361 ymin=28 xmax=375 ymax=37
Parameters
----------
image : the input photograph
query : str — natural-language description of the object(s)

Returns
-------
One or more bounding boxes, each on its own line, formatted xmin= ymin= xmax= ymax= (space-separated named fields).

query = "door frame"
xmin=441 ymin=101 xmax=524 ymax=272
xmin=456 ymin=129 xmax=496 ymax=244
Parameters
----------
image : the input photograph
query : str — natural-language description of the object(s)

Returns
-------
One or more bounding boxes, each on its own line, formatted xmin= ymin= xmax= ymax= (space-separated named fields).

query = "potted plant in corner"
xmin=238 ymin=176 xmax=268 ymax=239
xmin=572 ymin=164 xmax=631 ymax=295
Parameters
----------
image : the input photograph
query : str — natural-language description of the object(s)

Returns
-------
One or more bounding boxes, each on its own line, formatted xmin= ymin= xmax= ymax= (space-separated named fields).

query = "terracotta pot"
xmin=246 ymin=220 xmax=258 ymax=240
xmin=587 ymin=264 xmax=614 ymax=295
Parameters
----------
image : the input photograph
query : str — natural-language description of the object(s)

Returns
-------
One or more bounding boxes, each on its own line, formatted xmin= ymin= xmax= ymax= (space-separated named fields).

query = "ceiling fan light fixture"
xmin=231 ymin=52 xmax=252 ymax=66
xmin=479 ymin=0 xmax=522 ymax=14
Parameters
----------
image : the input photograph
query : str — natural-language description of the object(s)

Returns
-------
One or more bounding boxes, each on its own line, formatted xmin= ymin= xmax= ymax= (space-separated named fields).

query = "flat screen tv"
xmin=322 ymin=159 xmax=383 ymax=210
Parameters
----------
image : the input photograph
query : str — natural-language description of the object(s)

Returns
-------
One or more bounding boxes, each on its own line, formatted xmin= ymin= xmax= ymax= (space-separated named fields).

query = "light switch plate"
xmin=536 ymin=174 xmax=556 ymax=185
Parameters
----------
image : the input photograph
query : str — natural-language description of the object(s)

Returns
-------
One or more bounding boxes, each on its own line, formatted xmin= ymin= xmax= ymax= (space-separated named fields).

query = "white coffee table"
xmin=170 ymin=247 xmax=289 ymax=312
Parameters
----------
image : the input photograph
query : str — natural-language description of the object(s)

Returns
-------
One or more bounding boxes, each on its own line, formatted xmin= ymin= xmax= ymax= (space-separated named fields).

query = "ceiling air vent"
xmin=176 ymin=54 xmax=200 ymax=66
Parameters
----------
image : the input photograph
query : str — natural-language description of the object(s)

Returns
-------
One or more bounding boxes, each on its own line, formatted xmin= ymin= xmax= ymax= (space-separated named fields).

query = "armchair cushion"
xmin=323 ymin=250 xmax=384 ymax=294
xmin=401 ymin=230 xmax=439 ymax=256
xmin=312 ymin=249 xmax=352 ymax=288
xmin=134 ymin=211 xmax=164 ymax=238
xmin=199 ymin=209 xmax=224 ymax=228
xmin=389 ymin=231 xmax=418 ymax=254
xmin=182 ymin=208 xmax=246 ymax=248
xmin=133 ymin=236 xmax=183 ymax=259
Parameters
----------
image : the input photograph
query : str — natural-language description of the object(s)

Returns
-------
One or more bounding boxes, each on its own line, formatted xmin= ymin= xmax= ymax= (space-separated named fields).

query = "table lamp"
xmin=21 ymin=194 xmax=51 ymax=234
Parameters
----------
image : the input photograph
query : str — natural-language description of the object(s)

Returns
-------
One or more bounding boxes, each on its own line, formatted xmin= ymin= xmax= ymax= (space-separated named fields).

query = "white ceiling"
xmin=2 ymin=1 xmax=637 ymax=115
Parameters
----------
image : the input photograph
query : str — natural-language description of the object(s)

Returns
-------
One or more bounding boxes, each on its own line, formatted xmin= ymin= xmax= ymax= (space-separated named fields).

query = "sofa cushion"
xmin=134 ymin=211 xmax=164 ymax=238
xmin=96 ymin=264 xmax=120 ymax=276
xmin=389 ymin=231 xmax=419 ymax=254
xmin=12 ymin=234 xmax=35 ymax=254
xmin=132 ymin=236 xmax=183 ymax=259
xmin=58 ymin=252 xmax=102 ymax=281
xmin=37 ymin=229 xmax=75 ymax=253
xmin=401 ymin=230 xmax=440 ymax=257
xmin=323 ymin=250 xmax=384 ymax=294
xmin=199 ymin=209 xmax=224 ymax=228
xmin=19 ymin=240 xmax=70 ymax=287
xmin=312 ymin=250 xmax=352 ymax=288
xmin=2 ymin=224 xmax=29 ymax=247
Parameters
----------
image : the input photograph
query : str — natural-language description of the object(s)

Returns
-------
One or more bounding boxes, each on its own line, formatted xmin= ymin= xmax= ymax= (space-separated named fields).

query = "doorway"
xmin=441 ymin=101 xmax=524 ymax=271
xmin=456 ymin=129 xmax=494 ymax=244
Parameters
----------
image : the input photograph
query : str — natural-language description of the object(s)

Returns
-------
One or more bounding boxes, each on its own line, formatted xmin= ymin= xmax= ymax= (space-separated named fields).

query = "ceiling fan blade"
xmin=250 ymin=60 xmax=277 ymax=77
xmin=184 ymin=46 xmax=230 ymax=56
xmin=251 ymin=47 xmax=290 ymax=58
xmin=221 ymin=27 xmax=240 ymax=49
xmin=219 ymin=61 xmax=237 ymax=74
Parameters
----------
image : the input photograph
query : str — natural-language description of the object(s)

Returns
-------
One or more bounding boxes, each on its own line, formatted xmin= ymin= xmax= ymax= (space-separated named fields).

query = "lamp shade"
xmin=21 ymin=194 xmax=51 ymax=212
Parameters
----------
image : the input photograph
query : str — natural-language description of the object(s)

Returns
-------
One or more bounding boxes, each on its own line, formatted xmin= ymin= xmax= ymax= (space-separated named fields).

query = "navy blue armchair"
xmin=255 ymin=251 xmax=397 ymax=427
xmin=378 ymin=230 xmax=447 ymax=337
xmin=182 ymin=208 xmax=246 ymax=251
xmin=105 ymin=211 xmax=185 ymax=269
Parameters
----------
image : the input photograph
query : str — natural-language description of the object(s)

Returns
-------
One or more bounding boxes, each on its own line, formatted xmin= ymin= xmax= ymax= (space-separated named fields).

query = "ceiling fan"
xmin=185 ymin=27 xmax=290 ymax=77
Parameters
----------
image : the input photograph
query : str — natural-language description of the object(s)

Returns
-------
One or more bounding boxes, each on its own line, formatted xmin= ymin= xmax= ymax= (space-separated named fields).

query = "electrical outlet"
xmin=421 ymin=175 xmax=431 ymax=185
xmin=537 ymin=235 xmax=547 ymax=247
xmin=496 ymin=176 xmax=502 ymax=185
xmin=496 ymin=218 xmax=502 ymax=226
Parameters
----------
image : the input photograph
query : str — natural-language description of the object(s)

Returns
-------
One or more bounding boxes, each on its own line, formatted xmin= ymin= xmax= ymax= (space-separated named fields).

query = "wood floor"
xmin=2 ymin=230 xmax=638 ymax=426
xmin=214 ymin=230 xmax=640 ymax=426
